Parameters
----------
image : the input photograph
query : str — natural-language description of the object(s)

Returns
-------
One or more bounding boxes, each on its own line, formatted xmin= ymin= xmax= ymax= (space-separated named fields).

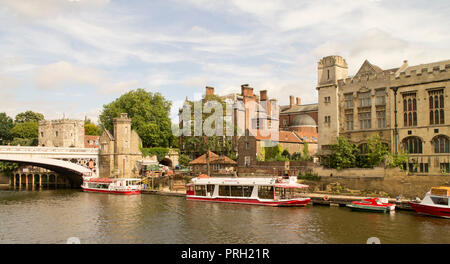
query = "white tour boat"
xmin=186 ymin=175 xmax=311 ymax=206
xmin=81 ymin=177 xmax=141 ymax=195
xmin=409 ymin=186 xmax=450 ymax=218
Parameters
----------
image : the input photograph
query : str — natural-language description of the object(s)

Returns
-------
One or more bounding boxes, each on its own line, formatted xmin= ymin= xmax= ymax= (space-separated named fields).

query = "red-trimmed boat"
xmin=346 ymin=197 xmax=396 ymax=213
xmin=409 ymin=186 xmax=450 ymax=218
xmin=81 ymin=177 xmax=141 ymax=195
xmin=186 ymin=175 xmax=310 ymax=207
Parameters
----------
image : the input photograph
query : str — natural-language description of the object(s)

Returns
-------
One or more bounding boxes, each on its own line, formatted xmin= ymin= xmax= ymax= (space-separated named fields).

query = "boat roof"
xmin=189 ymin=177 xmax=309 ymax=188
xmin=88 ymin=178 xmax=141 ymax=183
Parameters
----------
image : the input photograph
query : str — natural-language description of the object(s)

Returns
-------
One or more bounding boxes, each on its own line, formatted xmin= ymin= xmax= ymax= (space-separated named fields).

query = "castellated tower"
xmin=317 ymin=55 xmax=348 ymax=154
xmin=99 ymin=113 xmax=143 ymax=178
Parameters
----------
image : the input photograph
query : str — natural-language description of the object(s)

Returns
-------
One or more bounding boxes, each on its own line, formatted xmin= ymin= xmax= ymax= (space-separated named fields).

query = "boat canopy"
xmin=189 ymin=176 xmax=309 ymax=189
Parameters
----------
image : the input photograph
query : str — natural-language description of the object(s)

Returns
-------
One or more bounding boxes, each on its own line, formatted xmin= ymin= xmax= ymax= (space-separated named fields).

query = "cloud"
xmin=36 ymin=61 xmax=105 ymax=90
xmin=0 ymin=0 xmax=110 ymax=19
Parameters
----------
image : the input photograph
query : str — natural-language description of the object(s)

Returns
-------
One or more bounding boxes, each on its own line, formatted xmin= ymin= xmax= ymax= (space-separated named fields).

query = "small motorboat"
xmin=409 ymin=186 xmax=450 ymax=219
xmin=346 ymin=197 xmax=396 ymax=213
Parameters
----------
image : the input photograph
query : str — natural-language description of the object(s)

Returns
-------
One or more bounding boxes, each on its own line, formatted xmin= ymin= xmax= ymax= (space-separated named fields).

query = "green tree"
xmin=179 ymin=154 xmax=192 ymax=167
xmin=14 ymin=111 xmax=44 ymax=123
xmin=0 ymin=112 xmax=14 ymax=144
xmin=99 ymin=89 xmax=173 ymax=148
xmin=84 ymin=123 xmax=100 ymax=136
xmin=10 ymin=122 xmax=38 ymax=141
xmin=366 ymin=134 xmax=389 ymax=167
xmin=302 ymin=142 xmax=310 ymax=161
xmin=324 ymin=136 xmax=359 ymax=170
xmin=281 ymin=149 xmax=291 ymax=159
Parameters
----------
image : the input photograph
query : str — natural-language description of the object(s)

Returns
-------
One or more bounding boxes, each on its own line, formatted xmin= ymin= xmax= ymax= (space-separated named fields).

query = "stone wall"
xmin=310 ymin=166 xmax=450 ymax=198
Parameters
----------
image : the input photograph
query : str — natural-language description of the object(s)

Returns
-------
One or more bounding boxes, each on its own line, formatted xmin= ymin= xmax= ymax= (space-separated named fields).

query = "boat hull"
xmin=82 ymin=187 xmax=141 ymax=195
xmin=408 ymin=202 xmax=450 ymax=219
xmin=186 ymin=196 xmax=310 ymax=207
xmin=346 ymin=203 xmax=390 ymax=213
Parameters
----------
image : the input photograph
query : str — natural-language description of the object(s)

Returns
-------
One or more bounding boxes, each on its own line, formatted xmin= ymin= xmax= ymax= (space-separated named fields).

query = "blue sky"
xmin=0 ymin=0 xmax=449 ymax=124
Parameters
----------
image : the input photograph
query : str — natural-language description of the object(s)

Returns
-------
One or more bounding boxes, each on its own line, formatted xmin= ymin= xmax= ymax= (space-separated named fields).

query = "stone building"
xmin=189 ymin=151 xmax=237 ymax=175
xmin=317 ymin=55 xmax=450 ymax=175
xmin=38 ymin=119 xmax=85 ymax=148
xmin=98 ymin=113 xmax=143 ymax=178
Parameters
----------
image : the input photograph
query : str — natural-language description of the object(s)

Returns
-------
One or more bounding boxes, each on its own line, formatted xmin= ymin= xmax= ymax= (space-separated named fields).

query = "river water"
xmin=0 ymin=188 xmax=448 ymax=244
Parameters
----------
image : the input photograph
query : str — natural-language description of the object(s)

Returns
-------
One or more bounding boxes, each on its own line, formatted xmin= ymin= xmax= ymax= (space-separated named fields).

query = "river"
xmin=0 ymin=188 xmax=448 ymax=244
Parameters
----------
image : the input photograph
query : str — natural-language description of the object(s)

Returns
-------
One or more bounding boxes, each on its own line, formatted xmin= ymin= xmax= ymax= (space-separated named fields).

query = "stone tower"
xmin=99 ymin=113 xmax=142 ymax=178
xmin=317 ymin=55 xmax=348 ymax=154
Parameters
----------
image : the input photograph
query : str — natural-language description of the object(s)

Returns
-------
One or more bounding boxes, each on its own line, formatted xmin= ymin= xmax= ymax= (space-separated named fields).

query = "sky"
xmin=0 ymin=0 xmax=449 ymax=124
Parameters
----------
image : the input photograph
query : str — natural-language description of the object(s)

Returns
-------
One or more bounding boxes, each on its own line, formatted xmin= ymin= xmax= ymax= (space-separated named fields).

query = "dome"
xmin=290 ymin=114 xmax=316 ymax=127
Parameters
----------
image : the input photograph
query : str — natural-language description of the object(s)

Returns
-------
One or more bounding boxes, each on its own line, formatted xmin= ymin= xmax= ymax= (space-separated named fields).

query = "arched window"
xmin=435 ymin=110 xmax=439 ymax=124
xmin=440 ymin=95 xmax=444 ymax=108
xmin=402 ymin=137 xmax=423 ymax=154
xmin=408 ymin=113 xmax=412 ymax=126
xmin=430 ymin=111 xmax=434 ymax=125
xmin=403 ymin=99 xmax=407 ymax=112
xmin=429 ymin=96 xmax=433 ymax=109
xmin=413 ymin=98 xmax=417 ymax=111
xmin=359 ymin=143 xmax=368 ymax=154
xmin=440 ymin=109 xmax=445 ymax=124
xmin=404 ymin=113 xmax=408 ymax=127
xmin=413 ymin=112 xmax=417 ymax=126
xmin=408 ymin=99 xmax=412 ymax=111
xmin=435 ymin=96 xmax=439 ymax=109
xmin=432 ymin=136 xmax=450 ymax=153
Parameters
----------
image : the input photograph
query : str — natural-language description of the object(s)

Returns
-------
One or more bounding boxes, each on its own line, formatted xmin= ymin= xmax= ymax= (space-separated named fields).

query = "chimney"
xmin=260 ymin=90 xmax=267 ymax=101
xmin=289 ymin=95 xmax=294 ymax=108
xmin=296 ymin=97 xmax=301 ymax=105
xmin=205 ymin=86 xmax=214 ymax=96
xmin=241 ymin=84 xmax=253 ymax=97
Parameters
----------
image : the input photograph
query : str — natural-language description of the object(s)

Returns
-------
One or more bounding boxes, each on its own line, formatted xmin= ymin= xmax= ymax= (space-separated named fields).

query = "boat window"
xmin=194 ymin=185 xmax=206 ymax=196
xmin=258 ymin=186 xmax=274 ymax=199
xmin=207 ymin=185 xmax=215 ymax=195
xmin=219 ymin=185 xmax=231 ymax=196
xmin=230 ymin=186 xmax=243 ymax=197
xmin=431 ymin=196 xmax=449 ymax=206
xmin=243 ymin=186 xmax=253 ymax=197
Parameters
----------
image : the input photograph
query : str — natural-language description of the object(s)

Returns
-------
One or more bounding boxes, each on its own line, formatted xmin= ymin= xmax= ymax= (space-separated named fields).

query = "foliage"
xmin=281 ymin=149 xmax=291 ymax=159
xmin=84 ymin=123 xmax=100 ymax=136
xmin=298 ymin=171 xmax=320 ymax=181
xmin=0 ymin=162 xmax=19 ymax=172
xmin=99 ymin=89 xmax=174 ymax=148
xmin=0 ymin=112 xmax=14 ymax=144
xmin=140 ymin=147 xmax=169 ymax=162
xmin=178 ymin=154 xmax=192 ymax=167
xmin=14 ymin=111 xmax=44 ymax=123
xmin=386 ymin=150 xmax=409 ymax=169
xmin=323 ymin=136 xmax=359 ymax=170
xmin=10 ymin=121 xmax=38 ymax=144
xmin=366 ymin=134 xmax=389 ymax=167
xmin=10 ymin=137 xmax=37 ymax=146
xmin=302 ymin=142 xmax=310 ymax=161
xmin=291 ymin=152 xmax=302 ymax=161
xmin=181 ymin=95 xmax=236 ymax=159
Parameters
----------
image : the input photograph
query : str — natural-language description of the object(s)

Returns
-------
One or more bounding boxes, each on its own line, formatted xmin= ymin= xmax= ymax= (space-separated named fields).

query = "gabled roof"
xmin=102 ymin=129 xmax=115 ymax=141
xmin=189 ymin=151 xmax=237 ymax=165
xmin=279 ymin=103 xmax=318 ymax=114
xmin=354 ymin=60 xmax=383 ymax=78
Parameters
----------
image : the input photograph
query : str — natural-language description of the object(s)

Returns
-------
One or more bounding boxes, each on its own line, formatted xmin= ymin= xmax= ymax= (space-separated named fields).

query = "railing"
xmin=0 ymin=145 xmax=98 ymax=154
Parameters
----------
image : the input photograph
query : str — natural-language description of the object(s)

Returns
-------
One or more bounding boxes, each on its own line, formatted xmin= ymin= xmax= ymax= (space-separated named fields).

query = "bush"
xmin=298 ymin=171 xmax=320 ymax=181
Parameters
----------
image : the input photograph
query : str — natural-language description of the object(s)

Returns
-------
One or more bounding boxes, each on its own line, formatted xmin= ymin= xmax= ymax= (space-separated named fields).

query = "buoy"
xmin=323 ymin=195 xmax=330 ymax=201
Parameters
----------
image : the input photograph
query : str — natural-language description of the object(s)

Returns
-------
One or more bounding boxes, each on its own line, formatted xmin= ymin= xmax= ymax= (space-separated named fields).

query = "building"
xmin=179 ymin=84 xmax=280 ymax=154
xmin=189 ymin=151 xmax=237 ymax=175
xmin=237 ymin=129 xmax=317 ymax=168
xmin=84 ymin=135 xmax=99 ymax=148
xmin=38 ymin=119 xmax=85 ymax=148
xmin=98 ymin=113 xmax=143 ymax=178
xmin=317 ymin=55 xmax=450 ymax=175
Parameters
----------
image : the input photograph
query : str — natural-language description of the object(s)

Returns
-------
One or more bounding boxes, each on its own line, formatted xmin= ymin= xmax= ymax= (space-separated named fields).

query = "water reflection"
xmin=0 ymin=189 xmax=449 ymax=244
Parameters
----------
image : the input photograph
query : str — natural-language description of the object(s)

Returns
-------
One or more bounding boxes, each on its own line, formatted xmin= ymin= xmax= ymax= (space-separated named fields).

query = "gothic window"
xmin=402 ymin=136 xmax=423 ymax=154
xmin=344 ymin=93 xmax=353 ymax=108
xmin=432 ymin=135 xmax=450 ymax=153
xmin=345 ymin=113 xmax=354 ymax=131
xmin=429 ymin=89 xmax=445 ymax=125
xmin=403 ymin=93 xmax=417 ymax=127
xmin=358 ymin=111 xmax=371 ymax=129
xmin=358 ymin=92 xmax=371 ymax=107
xmin=375 ymin=89 xmax=386 ymax=105
xmin=377 ymin=110 xmax=386 ymax=128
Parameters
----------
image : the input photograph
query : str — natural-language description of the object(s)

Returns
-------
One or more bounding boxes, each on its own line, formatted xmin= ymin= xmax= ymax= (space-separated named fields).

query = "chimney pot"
xmin=289 ymin=95 xmax=294 ymax=108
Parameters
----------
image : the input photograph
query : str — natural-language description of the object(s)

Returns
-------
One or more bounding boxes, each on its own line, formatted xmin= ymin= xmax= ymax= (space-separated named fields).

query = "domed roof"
xmin=290 ymin=114 xmax=316 ymax=127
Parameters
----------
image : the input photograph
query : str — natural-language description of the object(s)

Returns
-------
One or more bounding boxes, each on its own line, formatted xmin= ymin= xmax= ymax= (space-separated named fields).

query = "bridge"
xmin=0 ymin=146 xmax=99 ymax=187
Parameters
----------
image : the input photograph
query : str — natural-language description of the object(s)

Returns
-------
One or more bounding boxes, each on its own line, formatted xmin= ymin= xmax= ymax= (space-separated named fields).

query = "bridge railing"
xmin=0 ymin=146 xmax=99 ymax=154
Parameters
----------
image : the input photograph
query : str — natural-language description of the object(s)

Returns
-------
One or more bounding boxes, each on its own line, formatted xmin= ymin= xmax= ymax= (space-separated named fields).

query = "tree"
xmin=179 ymin=154 xmax=192 ymax=167
xmin=281 ymin=149 xmax=291 ymax=159
xmin=14 ymin=111 xmax=44 ymax=123
xmin=323 ymin=136 xmax=359 ymax=170
xmin=99 ymin=89 xmax=173 ymax=148
xmin=0 ymin=112 xmax=14 ymax=144
xmin=302 ymin=142 xmax=310 ymax=161
xmin=366 ymin=134 xmax=389 ymax=167
xmin=10 ymin=122 xmax=38 ymax=141
xmin=84 ymin=123 xmax=100 ymax=136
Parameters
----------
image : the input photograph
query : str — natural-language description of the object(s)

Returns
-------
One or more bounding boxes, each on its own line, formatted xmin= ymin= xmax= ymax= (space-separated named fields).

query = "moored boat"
xmin=346 ymin=197 xmax=396 ymax=213
xmin=408 ymin=186 xmax=450 ymax=219
xmin=186 ymin=175 xmax=310 ymax=207
xmin=81 ymin=177 xmax=141 ymax=195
